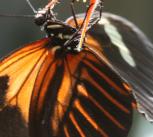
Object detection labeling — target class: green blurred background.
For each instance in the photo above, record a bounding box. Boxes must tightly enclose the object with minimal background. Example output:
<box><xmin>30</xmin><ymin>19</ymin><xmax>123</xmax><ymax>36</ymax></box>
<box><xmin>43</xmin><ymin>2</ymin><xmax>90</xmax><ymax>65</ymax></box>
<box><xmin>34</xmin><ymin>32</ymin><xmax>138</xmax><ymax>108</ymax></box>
<box><xmin>0</xmin><ymin>0</ymin><xmax>153</xmax><ymax>137</ymax></box>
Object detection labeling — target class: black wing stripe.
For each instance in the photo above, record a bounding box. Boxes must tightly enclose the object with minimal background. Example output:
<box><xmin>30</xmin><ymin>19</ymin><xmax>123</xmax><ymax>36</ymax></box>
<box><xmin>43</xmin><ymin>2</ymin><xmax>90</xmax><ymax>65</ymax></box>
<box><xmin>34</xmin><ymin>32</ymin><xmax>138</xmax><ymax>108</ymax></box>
<box><xmin>82</xmin><ymin>59</ymin><xmax>129</xmax><ymax>95</ymax></box>
<box><xmin>77</xmin><ymin>84</ymin><xmax>125</xmax><ymax>130</ymax></box>
<box><xmin>81</xmin><ymin>67</ymin><xmax>129</xmax><ymax>114</ymax></box>
<box><xmin>83</xmin><ymin>59</ymin><xmax>132</xmax><ymax>109</ymax></box>
<box><xmin>85</xmin><ymin>64</ymin><xmax>131</xmax><ymax>106</ymax></box>
<box><xmin>66</xmin><ymin>113</ymin><xmax>82</xmax><ymax>137</ymax></box>
<box><xmin>78</xmin><ymin>94</ymin><xmax>130</xmax><ymax>137</ymax></box>
<box><xmin>72</xmin><ymin>51</ymin><xmax>133</xmax><ymax>137</ymax></box>
<box><xmin>29</xmin><ymin>55</ymin><xmax>65</xmax><ymax>137</ymax></box>
<box><xmin>82</xmin><ymin>79</ymin><xmax>132</xmax><ymax>130</ymax></box>
<box><xmin>74</xmin><ymin>99</ymin><xmax>109</xmax><ymax>137</ymax></box>
<box><xmin>86</xmin><ymin>57</ymin><xmax>129</xmax><ymax>93</ymax></box>
<box><xmin>69</xmin><ymin>112</ymin><xmax>86</xmax><ymax>137</ymax></box>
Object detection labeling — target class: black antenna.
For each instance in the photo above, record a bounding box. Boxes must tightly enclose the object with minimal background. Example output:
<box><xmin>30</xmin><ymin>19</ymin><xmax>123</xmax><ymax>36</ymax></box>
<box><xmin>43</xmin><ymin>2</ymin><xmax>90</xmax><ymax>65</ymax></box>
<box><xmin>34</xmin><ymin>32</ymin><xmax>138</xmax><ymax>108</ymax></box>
<box><xmin>70</xmin><ymin>0</ymin><xmax>79</xmax><ymax>29</ymax></box>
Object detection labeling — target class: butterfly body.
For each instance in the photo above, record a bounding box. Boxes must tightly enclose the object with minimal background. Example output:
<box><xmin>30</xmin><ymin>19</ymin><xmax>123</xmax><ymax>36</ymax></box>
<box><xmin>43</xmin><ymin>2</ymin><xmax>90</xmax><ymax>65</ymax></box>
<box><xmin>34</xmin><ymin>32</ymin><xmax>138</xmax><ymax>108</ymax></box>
<box><xmin>45</xmin><ymin>20</ymin><xmax>79</xmax><ymax>50</ymax></box>
<box><xmin>1</xmin><ymin>0</ymin><xmax>149</xmax><ymax>137</ymax></box>
<box><xmin>35</xmin><ymin>9</ymin><xmax>81</xmax><ymax>53</ymax></box>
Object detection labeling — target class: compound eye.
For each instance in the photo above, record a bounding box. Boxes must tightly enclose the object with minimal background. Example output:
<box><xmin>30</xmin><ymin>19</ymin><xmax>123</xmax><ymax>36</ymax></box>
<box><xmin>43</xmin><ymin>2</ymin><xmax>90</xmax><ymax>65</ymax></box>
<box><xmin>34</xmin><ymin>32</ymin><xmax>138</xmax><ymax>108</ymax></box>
<box><xmin>34</xmin><ymin>14</ymin><xmax>46</xmax><ymax>26</ymax></box>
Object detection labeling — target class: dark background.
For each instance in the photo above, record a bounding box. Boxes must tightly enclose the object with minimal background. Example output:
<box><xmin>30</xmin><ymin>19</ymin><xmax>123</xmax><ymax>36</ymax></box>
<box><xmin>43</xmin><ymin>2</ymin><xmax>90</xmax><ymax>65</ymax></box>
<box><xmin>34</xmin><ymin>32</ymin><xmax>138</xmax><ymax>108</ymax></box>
<box><xmin>0</xmin><ymin>0</ymin><xmax>153</xmax><ymax>137</ymax></box>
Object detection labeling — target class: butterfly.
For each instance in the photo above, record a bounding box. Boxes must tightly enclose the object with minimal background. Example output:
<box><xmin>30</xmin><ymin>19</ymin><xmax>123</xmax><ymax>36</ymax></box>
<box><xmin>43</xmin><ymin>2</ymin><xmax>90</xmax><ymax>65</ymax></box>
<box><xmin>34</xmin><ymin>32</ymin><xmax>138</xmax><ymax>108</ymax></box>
<box><xmin>0</xmin><ymin>0</ymin><xmax>152</xmax><ymax>137</ymax></box>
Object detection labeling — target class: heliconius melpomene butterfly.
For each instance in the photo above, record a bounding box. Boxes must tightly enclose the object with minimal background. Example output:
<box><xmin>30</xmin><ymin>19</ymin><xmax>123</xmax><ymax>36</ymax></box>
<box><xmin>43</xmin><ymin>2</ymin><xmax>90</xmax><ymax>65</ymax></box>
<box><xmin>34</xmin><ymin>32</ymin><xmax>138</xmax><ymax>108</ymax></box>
<box><xmin>0</xmin><ymin>0</ymin><xmax>152</xmax><ymax>137</ymax></box>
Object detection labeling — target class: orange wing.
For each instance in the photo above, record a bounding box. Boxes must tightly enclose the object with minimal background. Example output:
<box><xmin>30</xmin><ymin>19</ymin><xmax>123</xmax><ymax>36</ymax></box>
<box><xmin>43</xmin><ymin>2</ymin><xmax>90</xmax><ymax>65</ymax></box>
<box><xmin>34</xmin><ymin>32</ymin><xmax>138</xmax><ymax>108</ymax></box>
<box><xmin>0</xmin><ymin>38</ymin><xmax>50</xmax><ymax>124</ymax></box>
<box><xmin>29</xmin><ymin>43</ymin><xmax>134</xmax><ymax>137</ymax></box>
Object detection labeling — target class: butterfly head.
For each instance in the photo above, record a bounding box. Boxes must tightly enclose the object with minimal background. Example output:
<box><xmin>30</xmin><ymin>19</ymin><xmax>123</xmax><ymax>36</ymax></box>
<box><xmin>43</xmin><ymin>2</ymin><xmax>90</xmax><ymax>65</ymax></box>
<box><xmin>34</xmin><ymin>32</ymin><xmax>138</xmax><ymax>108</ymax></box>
<box><xmin>34</xmin><ymin>8</ymin><xmax>56</xmax><ymax>26</ymax></box>
<box><xmin>34</xmin><ymin>8</ymin><xmax>81</xmax><ymax>53</ymax></box>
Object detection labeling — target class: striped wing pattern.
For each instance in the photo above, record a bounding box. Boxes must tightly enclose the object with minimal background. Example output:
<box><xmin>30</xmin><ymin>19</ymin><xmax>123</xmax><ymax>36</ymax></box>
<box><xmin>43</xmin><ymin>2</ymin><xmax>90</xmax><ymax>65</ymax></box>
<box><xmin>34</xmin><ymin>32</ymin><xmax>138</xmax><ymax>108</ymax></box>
<box><xmin>29</xmin><ymin>44</ymin><xmax>134</xmax><ymax>137</ymax></box>
<box><xmin>87</xmin><ymin>12</ymin><xmax>153</xmax><ymax>121</ymax></box>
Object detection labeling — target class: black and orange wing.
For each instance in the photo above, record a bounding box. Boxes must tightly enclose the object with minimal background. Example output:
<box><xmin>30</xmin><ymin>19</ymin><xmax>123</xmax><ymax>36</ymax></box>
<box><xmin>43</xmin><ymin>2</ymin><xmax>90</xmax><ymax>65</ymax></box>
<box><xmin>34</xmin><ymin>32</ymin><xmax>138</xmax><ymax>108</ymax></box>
<box><xmin>29</xmin><ymin>43</ymin><xmax>134</xmax><ymax>137</ymax></box>
<box><xmin>0</xmin><ymin>38</ymin><xmax>51</xmax><ymax>124</ymax></box>
<box><xmin>67</xmin><ymin>12</ymin><xmax>153</xmax><ymax>122</ymax></box>
<box><xmin>87</xmin><ymin>12</ymin><xmax>153</xmax><ymax>121</ymax></box>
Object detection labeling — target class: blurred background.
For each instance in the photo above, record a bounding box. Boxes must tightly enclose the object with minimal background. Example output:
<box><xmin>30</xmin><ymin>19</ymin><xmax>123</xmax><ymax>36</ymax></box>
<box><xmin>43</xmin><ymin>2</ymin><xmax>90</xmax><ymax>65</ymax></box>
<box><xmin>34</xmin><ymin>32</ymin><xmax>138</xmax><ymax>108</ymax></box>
<box><xmin>0</xmin><ymin>0</ymin><xmax>153</xmax><ymax>137</ymax></box>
